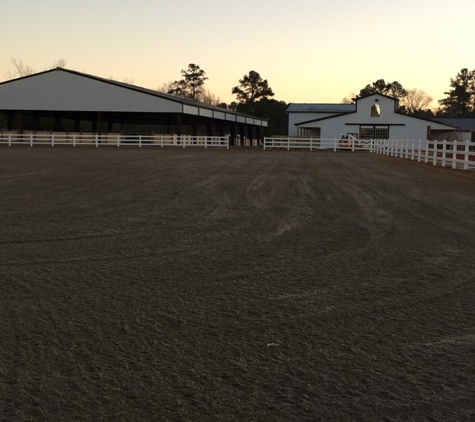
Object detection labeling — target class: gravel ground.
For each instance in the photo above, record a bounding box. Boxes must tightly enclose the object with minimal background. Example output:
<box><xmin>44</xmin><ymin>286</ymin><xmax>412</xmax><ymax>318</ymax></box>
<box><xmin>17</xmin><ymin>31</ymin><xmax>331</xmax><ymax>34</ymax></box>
<box><xmin>1</xmin><ymin>147</ymin><xmax>475</xmax><ymax>421</ymax></box>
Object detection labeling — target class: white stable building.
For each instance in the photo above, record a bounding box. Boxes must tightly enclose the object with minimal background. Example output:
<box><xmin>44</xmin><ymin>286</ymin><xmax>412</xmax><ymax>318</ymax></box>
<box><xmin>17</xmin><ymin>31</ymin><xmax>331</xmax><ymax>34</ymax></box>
<box><xmin>287</xmin><ymin>93</ymin><xmax>456</xmax><ymax>148</ymax></box>
<box><xmin>0</xmin><ymin>68</ymin><xmax>267</xmax><ymax>146</ymax></box>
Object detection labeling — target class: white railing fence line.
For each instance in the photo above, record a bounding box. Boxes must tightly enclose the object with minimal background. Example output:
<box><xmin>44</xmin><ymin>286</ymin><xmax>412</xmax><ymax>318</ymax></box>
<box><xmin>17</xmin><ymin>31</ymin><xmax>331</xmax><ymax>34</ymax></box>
<box><xmin>0</xmin><ymin>133</ymin><xmax>230</xmax><ymax>149</ymax></box>
<box><xmin>372</xmin><ymin>139</ymin><xmax>475</xmax><ymax>171</ymax></box>
<box><xmin>262</xmin><ymin>137</ymin><xmax>321</xmax><ymax>151</ymax></box>
<box><xmin>263</xmin><ymin>137</ymin><xmax>475</xmax><ymax>171</ymax></box>
<box><xmin>263</xmin><ymin>137</ymin><xmax>372</xmax><ymax>152</ymax></box>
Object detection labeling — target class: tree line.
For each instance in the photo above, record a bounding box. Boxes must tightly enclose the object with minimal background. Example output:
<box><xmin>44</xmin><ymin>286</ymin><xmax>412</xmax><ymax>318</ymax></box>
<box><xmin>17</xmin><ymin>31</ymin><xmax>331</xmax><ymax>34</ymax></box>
<box><xmin>161</xmin><ymin>64</ymin><xmax>287</xmax><ymax>136</ymax></box>
<box><xmin>4</xmin><ymin>58</ymin><xmax>475</xmax><ymax>136</ymax></box>
<box><xmin>162</xmin><ymin>64</ymin><xmax>475</xmax><ymax>134</ymax></box>
<box><xmin>343</xmin><ymin>69</ymin><xmax>475</xmax><ymax>118</ymax></box>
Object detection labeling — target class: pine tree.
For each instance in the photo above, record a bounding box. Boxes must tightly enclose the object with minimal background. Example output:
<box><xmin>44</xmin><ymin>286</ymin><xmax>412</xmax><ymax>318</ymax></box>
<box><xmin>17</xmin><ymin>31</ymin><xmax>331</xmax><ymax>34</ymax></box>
<box><xmin>438</xmin><ymin>68</ymin><xmax>475</xmax><ymax>117</ymax></box>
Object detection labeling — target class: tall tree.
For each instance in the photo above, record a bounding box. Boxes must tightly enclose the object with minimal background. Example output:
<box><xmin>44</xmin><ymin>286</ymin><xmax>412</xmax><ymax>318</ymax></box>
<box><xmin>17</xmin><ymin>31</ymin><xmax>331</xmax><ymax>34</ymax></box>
<box><xmin>358</xmin><ymin>79</ymin><xmax>407</xmax><ymax>99</ymax></box>
<box><xmin>232</xmin><ymin>71</ymin><xmax>274</xmax><ymax>108</ymax></box>
<box><xmin>167</xmin><ymin>63</ymin><xmax>208</xmax><ymax>101</ymax></box>
<box><xmin>438</xmin><ymin>68</ymin><xmax>475</xmax><ymax>117</ymax></box>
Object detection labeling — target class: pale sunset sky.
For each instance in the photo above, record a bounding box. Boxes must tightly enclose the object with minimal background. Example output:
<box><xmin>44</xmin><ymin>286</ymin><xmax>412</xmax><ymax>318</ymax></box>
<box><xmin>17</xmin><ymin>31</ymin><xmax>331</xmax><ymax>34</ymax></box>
<box><xmin>2</xmin><ymin>0</ymin><xmax>474</xmax><ymax>108</ymax></box>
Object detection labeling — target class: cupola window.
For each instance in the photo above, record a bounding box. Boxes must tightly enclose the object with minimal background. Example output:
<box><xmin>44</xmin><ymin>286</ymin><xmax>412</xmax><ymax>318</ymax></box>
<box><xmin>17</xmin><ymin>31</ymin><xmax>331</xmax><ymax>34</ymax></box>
<box><xmin>371</xmin><ymin>102</ymin><xmax>380</xmax><ymax>117</ymax></box>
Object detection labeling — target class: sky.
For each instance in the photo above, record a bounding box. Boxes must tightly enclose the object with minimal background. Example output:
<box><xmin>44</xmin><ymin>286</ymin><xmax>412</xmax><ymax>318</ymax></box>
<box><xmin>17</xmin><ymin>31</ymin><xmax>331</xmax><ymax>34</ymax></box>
<box><xmin>2</xmin><ymin>0</ymin><xmax>475</xmax><ymax>108</ymax></box>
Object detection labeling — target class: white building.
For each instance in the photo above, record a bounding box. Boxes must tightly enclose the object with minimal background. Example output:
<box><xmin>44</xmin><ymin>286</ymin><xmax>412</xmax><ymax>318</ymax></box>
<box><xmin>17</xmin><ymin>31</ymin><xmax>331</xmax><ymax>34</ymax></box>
<box><xmin>287</xmin><ymin>93</ymin><xmax>456</xmax><ymax>148</ymax></box>
<box><xmin>0</xmin><ymin>68</ymin><xmax>267</xmax><ymax>146</ymax></box>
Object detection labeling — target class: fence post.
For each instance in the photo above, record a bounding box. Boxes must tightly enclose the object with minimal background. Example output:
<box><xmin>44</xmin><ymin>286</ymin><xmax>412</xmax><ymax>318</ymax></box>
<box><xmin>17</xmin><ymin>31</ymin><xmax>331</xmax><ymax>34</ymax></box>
<box><xmin>418</xmin><ymin>140</ymin><xmax>422</xmax><ymax>162</ymax></box>
<box><xmin>73</xmin><ymin>134</ymin><xmax>76</xmax><ymax>147</ymax></box>
<box><xmin>30</xmin><ymin>134</ymin><xmax>33</xmax><ymax>147</ymax></box>
<box><xmin>310</xmin><ymin>137</ymin><xmax>312</xmax><ymax>151</ymax></box>
<box><xmin>227</xmin><ymin>135</ymin><xmax>229</xmax><ymax>150</ymax></box>
<box><xmin>424</xmin><ymin>140</ymin><xmax>429</xmax><ymax>163</ymax></box>
<box><xmin>287</xmin><ymin>137</ymin><xmax>290</xmax><ymax>151</ymax></box>
<box><xmin>263</xmin><ymin>137</ymin><xmax>266</xmax><ymax>150</ymax></box>
<box><xmin>464</xmin><ymin>141</ymin><xmax>469</xmax><ymax>170</ymax></box>
<box><xmin>161</xmin><ymin>135</ymin><xmax>164</xmax><ymax>148</ymax></box>
<box><xmin>139</xmin><ymin>135</ymin><xmax>142</xmax><ymax>148</ymax></box>
<box><xmin>442</xmin><ymin>140</ymin><xmax>447</xmax><ymax>167</ymax></box>
<box><xmin>334</xmin><ymin>139</ymin><xmax>337</xmax><ymax>152</ymax></box>
<box><xmin>117</xmin><ymin>135</ymin><xmax>120</xmax><ymax>147</ymax></box>
<box><xmin>351</xmin><ymin>138</ymin><xmax>355</xmax><ymax>152</ymax></box>
<box><xmin>432</xmin><ymin>140</ymin><xmax>438</xmax><ymax>165</ymax></box>
<box><xmin>411</xmin><ymin>140</ymin><xmax>415</xmax><ymax>160</ymax></box>
<box><xmin>51</xmin><ymin>134</ymin><xmax>54</xmax><ymax>147</ymax></box>
<box><xmin>95</xmin><ymin>134</ymin><xmax>98</xmax><ymax>148</ymax></box>
<box><xmin>452</xmin><ymin>140</ymin><xmax>457</xmax><ymax>169</ymax></box>
<box><xmin>183</xmin><ymin>136</ymin><xmax>186</xmax><ymax>149</ymax></box>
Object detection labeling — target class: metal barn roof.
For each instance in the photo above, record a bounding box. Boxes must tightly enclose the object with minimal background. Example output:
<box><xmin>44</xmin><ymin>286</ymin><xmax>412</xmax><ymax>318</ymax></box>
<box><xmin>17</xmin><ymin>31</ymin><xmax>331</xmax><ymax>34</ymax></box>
<box><xmin>432</xmin><ymin>118</ymin><xmax>475</xmax><ymax>131</ymax></box>
<box><xmin>0</xmin><ymin>68</ymin><xmax>267</xmax><ymax>127</ymax></box>
<box><xmin>287</xmin><ymin>103</ymin><xmax>356</xmax><ymax>113</ymax></box>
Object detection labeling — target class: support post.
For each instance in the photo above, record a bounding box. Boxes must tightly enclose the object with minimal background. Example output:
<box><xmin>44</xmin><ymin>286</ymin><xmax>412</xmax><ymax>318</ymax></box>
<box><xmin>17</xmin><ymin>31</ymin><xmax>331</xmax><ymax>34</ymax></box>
<box><xmin>452</xmin><ymin>140</ymin><xmax>457</xmax><ymax>169</ymax></box>
<box><xmin>464</xmin><ymin>141</ymin><xmax>469</xmax><ymax>170</ymax></box>
<box><xmin>442</xmin><ymin>140</ymin><xmax>447</xmax><ymax>166</ymax></box>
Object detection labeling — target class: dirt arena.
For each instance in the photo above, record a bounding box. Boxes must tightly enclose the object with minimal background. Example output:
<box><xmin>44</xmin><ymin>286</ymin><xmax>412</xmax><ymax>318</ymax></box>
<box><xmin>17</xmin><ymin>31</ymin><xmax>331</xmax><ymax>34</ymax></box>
<box><xmin>1</xmin><ymin>147</ymin><xmax>474</xmax><ymax>421</ymax></box>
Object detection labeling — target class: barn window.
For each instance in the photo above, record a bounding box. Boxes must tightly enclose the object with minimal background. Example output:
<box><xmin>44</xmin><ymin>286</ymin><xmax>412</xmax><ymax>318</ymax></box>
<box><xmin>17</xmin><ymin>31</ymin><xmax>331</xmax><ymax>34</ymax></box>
<box><xmin>371</xmin><ymin>102</ymin><xmax>380</xmax><ymax>117</ymax></box>
<box><xmin>374</xmin><ymin>126</ymin><xmax>389</xmax><ymax>139</ymax></box>
<box><xmin>360</xmin><ymin>125</ymin><xmax>389</xmax><ymax>139</ymax></box>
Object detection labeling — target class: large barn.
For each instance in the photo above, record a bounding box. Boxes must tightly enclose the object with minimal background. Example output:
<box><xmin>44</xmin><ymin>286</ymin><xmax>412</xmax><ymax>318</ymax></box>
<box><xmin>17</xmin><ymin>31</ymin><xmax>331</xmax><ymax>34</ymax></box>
<box><xmin>0</xmin><ymin>68</ymin><xmax>268</xmax><ymax>146</ymax></box>
<box><xmin>287</xmin><ymin>93</ymin><xmax>457</xmax><ymax>148</ymax></box>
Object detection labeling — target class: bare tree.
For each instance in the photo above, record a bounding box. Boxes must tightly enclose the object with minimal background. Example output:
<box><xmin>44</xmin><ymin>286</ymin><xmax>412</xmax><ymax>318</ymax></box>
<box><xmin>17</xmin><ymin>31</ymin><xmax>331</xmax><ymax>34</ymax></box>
<box><xmin>50</xmin><ymin>58</ymin><xmax>67</xmax><ymax>69</ymax></box>
<box><xmin>156</xmin><ymin>81</ymin><xmax>174</xmax><ymax>93</ymax></box>
<box><xmin>341</xmin><ymin>91</ymin><xmax>356</xmax><ymax>104</ymax></box>
<box><xmin>122</xmin><ymin>77</ymin><xmax>135</xmax><ymax>85</ymax></box>
<box><xmin>401</xmin><ymin>88</ymin><xmax>433</xmax><ymax>114</ymax></box>
<box><xmin>5</xmin><ymin>58</ymin><xmax>36</xmax><ymax>79</ymax></box>
<box><xmin>200</xmin><ymin>89</ymin><xmax>222</xmax><ymax>106</ymax></box>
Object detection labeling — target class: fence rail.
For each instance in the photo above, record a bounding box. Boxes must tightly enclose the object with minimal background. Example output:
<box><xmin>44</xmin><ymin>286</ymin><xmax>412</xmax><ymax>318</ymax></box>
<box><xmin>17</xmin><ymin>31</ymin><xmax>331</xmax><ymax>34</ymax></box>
<box><xmin>371</xmin><ymin>139</ymin><xmax>475</xmax><ymax>171</ymax></box>
<box><xmin>263</xmin><ymin>137</ymin><xmax>475</xmax><ymax>171</ymax></box>
<box><xmin>0</xmin><ymin>133</ymin><xmax>229</xmax><ymax>149</ymax></box>
<box><xmin>263</xmin><ymin>137</ymin><xmax>372</xmax><ymax>151</ymax></box>
<box><xmin>263</xmin><ymin>137</ymin><xmax>322</xmax><ymax>150</ymax></box>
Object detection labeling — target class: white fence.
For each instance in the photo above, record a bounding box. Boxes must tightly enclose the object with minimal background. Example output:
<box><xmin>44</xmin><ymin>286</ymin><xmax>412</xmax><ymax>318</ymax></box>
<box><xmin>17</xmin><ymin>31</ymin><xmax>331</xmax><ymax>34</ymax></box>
<box><xmin>263</xmin><ymin>137</ymin><xmax>322</xmax><ymax>150</ymax></box>
<box><xmin>371</xmin><ymin>139</ymin><xmax>475</xmax><ymax>171</ymax></box>
<box><xmin>263</xmin><ymin>137</ymin><xmax>372</xmax><ymax>151</ymax></box>
<box><xmin>263</xmin><ymin>137</ymin><xmax>475</xmax><ymax>171</ymax></box>
<box><xmin>0</xmin><ymin>133</ymin><xmax>229</xmax><ymax>149</ymax></box>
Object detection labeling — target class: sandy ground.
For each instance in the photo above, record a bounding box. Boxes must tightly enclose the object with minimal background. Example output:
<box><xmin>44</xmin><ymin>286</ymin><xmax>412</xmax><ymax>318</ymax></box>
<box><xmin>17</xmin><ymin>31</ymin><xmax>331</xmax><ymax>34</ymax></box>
<box><xmin>1</xmin><ymin>147</ymin><xmax>475</xmax><ymax>421</ymax></box>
